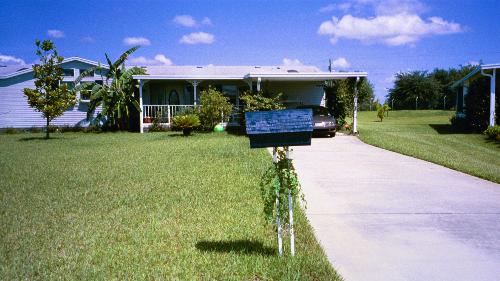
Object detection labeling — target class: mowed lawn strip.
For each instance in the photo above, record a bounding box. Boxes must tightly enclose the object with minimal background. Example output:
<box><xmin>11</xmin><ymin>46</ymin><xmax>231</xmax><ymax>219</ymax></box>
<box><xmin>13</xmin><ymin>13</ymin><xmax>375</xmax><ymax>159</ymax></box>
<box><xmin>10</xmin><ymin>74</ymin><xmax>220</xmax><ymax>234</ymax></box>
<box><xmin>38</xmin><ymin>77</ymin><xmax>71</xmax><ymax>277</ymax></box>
<box><xmin>356</xmin><ymin>110</ymin><xmax>500</xmax><ymax>183</ymax></box>
<box><xmin>0</xmin><ymin>132</ymin><xmax>340</xmax><ymax>280</ymax></box>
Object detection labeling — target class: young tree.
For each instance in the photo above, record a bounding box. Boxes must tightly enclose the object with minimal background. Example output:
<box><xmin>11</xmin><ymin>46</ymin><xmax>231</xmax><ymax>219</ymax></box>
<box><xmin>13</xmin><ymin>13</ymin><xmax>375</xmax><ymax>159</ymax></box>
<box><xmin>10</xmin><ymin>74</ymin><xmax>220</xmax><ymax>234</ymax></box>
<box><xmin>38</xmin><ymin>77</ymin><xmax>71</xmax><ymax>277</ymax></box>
<box><xmin>23</xmin><ymin>40</ymin><xmax>76</xmax><ymax>138</ymax></box>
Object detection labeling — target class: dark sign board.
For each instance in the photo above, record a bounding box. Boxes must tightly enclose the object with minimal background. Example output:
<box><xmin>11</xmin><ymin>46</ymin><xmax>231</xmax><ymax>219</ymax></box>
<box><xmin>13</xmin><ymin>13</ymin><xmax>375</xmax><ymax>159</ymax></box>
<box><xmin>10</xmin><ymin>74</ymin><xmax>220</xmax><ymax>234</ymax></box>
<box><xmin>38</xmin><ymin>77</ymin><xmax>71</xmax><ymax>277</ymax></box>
<box><xmin>245</xmin><ymin>109</ymin><xmax>313</xmax><ymax>148</ymax></box>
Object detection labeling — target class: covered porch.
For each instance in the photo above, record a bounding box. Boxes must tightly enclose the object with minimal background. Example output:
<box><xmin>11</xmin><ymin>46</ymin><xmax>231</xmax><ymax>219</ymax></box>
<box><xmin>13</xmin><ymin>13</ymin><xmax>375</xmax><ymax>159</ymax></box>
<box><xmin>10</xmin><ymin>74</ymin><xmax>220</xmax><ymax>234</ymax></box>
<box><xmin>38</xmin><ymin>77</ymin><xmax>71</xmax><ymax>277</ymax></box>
<box><xmin>133</xmin><ymin>69</ymin><xmax>368</xmax><ymax>133</ymax></box>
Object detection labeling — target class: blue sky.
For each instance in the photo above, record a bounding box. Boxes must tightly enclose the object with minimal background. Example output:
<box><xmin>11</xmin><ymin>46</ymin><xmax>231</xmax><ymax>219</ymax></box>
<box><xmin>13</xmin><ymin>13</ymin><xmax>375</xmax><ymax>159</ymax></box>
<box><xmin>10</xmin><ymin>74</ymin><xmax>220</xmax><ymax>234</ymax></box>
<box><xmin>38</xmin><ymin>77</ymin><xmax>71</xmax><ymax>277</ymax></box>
<box><xmin>1</xmin><ymin>0</ymin><xmax>499</xmax><ymax>101</ymax></box>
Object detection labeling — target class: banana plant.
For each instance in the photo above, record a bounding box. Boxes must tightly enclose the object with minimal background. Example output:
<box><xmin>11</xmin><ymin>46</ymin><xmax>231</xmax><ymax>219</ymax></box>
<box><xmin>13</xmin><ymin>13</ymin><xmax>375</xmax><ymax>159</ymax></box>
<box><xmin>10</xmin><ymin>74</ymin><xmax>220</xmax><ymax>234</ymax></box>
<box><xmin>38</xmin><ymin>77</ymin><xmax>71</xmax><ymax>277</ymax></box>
<box><xmin>74</xmin><ymin>46</ymin><xmax>146</xmax><ymax>130</ymax></box>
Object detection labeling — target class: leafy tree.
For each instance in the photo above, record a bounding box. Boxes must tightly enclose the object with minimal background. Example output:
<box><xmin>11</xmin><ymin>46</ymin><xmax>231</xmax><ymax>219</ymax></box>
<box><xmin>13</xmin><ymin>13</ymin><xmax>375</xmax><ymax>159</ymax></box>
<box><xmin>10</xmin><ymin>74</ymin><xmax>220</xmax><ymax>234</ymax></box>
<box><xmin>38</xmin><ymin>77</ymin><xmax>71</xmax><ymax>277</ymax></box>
<box><xmin>198</xmin><ymin>86</ymin><xmax>233</xmax><ymax>131</ymax></box>
<box><xmin>75</xmin><ymin>46</ymin><xmax>146</xmax><ymax>130</ymax></box>
<box><xmin>325</xmin><ymin>78</ymin><xmax>373</xmax><ymax>126</ymax></box>
<box><xmin>23</xmin><ymin>40</ymin><xmax>76</xmax><ymax>139</ymax></box>
<box><xmin>387</xmin><ymin>71</ymin><xmax>441</xmax><ymax>110</ymax></box>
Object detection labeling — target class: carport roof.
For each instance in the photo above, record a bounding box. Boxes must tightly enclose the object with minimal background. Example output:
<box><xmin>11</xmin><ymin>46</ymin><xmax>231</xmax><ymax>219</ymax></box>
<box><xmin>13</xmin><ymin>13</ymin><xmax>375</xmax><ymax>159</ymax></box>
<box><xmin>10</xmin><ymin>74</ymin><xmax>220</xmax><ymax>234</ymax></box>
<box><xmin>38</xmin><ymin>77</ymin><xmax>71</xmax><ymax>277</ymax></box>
<box><xmin>132</xmin><ymin>65</ymin><xmax>367</xmax><ymax>81</ymax></box>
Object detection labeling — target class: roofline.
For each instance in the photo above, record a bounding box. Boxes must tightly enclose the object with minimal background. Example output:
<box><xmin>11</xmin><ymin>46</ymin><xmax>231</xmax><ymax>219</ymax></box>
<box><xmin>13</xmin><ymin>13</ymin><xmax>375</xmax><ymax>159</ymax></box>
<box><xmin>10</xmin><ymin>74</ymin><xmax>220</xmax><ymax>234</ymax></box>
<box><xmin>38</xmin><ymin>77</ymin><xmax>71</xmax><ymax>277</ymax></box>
<box><xmin>0</xmin><ymin>57</ymin><xmax>108</xmax><ymax>80</ymax></box>
<box><xmin>451</xmin><ymin>63</ymin><xmax>500</xmax><ymax>89</ymax></box>
<box><xmin>133</xmin><ymin>72</ymin><xmax>368</xmax><ymax>81</ymax></box>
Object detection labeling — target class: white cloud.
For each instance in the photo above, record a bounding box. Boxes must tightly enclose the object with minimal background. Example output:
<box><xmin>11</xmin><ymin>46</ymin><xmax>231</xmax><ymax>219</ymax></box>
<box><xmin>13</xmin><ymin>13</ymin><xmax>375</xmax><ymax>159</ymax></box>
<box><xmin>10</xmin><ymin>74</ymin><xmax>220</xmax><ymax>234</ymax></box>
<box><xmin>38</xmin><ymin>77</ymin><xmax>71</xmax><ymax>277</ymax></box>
<box><xmin>153</xmin><ymin>54</ymin><xmax>173</xmax><ymax>65</ymax></box>
<box><xmin>282</xmin><ymin>58</ymin><xmax>303</xmax><ymax>66</ymax></box>
<box><xmin>201</xmin><ymin>17</ymin><xmax>212</xmax><ymax>26</ymax></box>
<box><xmin>47</xmin><ymin>29</ymin><xmax>64</xmax><ymax>38</ymax></box>
<box><xmin>123</xmin><ymin>37</ymin><xmax>151</xmax><ymax>46</ymax></box>
<box><xmin>331</xmin><ymin>57</ymin><xmax>350</xmax><ymax>68</ymax></box>
<box><xmin>0</xmin><ymin>54</ymin><xmax>26</xmax><ymax>65</ymax></box>
<box><xmin>173</xmin><ymin>15</ymin><xmax>197</xmax><ymax>27</ymax></box>
<box><xmin>179</xmin><ymin>32</ymin><xmax>215</xmax><ymax>44</ymax></box>
<box><xmin>129</xmin><ymin>54</ymin><xmax>173</xmax><ymax>66</ymax></box>
<box><xmin>173</xmin><ymin>15</ymin><xmax>213</xmax><ymax>27</ymax></box>
<box><xmin>80</xmin><ymin>36</ymin><xmax>95</xmax><ymax>43</ymax></box>
<box><xmin>318</xmin><ymin>13</ymin><xmax>463</xmax><ymax>46</ymax></box>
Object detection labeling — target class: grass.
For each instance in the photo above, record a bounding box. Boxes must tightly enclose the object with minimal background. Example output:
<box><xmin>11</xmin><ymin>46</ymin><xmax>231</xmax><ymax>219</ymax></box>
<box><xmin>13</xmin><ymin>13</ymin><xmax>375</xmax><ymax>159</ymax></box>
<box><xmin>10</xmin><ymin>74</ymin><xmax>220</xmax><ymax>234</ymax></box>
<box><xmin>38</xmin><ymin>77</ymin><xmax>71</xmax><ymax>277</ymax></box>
<box><xmin>0</xmin><ymin>132</ymin><xmax>340</xmax><ymax>280</ymax></box>
<box><xmin>356</xmin><ymin>110</ymin><xmax>500</xmax><ymax>183</ymax></box>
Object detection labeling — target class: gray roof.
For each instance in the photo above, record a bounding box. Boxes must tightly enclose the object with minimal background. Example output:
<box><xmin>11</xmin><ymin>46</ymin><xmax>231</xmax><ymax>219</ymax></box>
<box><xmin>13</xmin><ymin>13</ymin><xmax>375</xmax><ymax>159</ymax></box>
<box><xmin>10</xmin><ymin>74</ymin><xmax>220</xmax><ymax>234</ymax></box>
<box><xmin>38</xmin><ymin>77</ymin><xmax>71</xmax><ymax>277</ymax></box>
<box><xmin>139</xmin><ymin>65</ymin><xmax>321</xmax><ymax>76</ymax></box>
<box><xmin>0</xmin><ymin>65</ymin><xmax>31</xmax><ymax>76</ymax></box>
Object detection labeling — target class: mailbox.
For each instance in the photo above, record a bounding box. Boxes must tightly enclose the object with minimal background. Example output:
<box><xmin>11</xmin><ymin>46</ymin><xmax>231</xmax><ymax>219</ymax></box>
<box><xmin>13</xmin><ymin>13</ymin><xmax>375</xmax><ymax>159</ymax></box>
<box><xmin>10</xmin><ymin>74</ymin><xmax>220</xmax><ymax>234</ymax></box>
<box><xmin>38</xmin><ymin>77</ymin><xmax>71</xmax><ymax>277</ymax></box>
<box><xmin>245</xmin><ymin>109</ymin><xmax>313</xmax><ymax>148</ymax></box>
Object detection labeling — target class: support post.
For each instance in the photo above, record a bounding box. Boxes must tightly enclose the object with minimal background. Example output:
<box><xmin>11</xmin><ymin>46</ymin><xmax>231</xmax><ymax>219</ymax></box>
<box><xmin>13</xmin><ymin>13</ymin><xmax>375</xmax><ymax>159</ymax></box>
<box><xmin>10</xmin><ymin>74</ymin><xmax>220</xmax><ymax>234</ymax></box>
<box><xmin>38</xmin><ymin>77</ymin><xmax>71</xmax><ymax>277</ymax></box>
<box><xmin>191</xmin><ymin>80</ymin><xmax>199</xmax><ymax>105</ymax></box>
<box><xmin>481</xmin><ymin>69</ymin><xmax>496</xmax><ymax>126</ymax></box>
<box><xmin>257</xmin><ymin>77</ymin><xmax>262</xmax><ymax>92</ymax></box>
<box><xmin>491</xmin><ymin>70</ymin><xmax>496</xmax><ymax>126</ymax></box>
<box><xmin>273</xmin><ymin>147</ymin><xmax>283</xmax><ymax>257</ymax></box>
<box><xmin>285</xmin><ymin>147</ymin><xmax>295</xmax><ymax>256</ymax></box>
<box><xmin>139</xmin><ymin>79</ymin><xmax>143</xmax><ymax>133</ymax></box>
<box><xmin>353</xmin><ymin>77</ymin><xmax>359</xmax><ymax>134</ymax></box>
<box><xmin>463</xmin><ymin>81</ymin><xmax>469</xmax><ymax>112</ymax></box>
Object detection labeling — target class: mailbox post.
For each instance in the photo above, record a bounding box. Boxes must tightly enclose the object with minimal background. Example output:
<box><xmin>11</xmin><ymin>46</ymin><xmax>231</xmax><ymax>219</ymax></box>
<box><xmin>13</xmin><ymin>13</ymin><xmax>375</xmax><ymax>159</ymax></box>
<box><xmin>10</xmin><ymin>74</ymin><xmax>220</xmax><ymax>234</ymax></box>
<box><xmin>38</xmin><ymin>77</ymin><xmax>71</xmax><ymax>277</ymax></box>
<box><xmin>246</xmin><ymin>109</ymin><xmax>313</xmax><ymax>256</ymax></box>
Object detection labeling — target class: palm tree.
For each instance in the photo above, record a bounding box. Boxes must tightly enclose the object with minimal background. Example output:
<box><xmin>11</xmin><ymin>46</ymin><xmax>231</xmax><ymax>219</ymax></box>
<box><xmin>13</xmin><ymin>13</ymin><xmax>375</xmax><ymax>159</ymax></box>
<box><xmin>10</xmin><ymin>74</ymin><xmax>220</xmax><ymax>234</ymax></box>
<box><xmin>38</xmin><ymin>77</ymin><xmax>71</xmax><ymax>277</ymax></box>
<box><xmin>75</xmin><ymin>46</ymin><xmax>146</xmax><ymax>130</ymax></box>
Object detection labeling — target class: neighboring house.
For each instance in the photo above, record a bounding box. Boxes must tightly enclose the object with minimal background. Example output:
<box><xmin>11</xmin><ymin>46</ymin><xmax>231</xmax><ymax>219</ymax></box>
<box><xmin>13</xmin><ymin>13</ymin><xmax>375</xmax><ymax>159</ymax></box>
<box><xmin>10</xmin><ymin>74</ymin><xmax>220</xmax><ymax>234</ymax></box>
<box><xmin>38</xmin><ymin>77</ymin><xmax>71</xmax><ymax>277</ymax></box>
<box><xmin>0</xmin><ymin>57</ymin><xmax>367</xmax><ymax>131</ymax></box>
<box><xmin>132</xmin><ymin>65</ymin><xmax>367</xmax><ymax>133</ymax></box>
<box><xmin>0</xmin><ymin>57</ymin><xmax>107</xmax><ymax>128</ymax></box>
<box><xmin>451</xmin><ymin>63</ymin><xmax>498</xmax><ymax>126</ymax></box>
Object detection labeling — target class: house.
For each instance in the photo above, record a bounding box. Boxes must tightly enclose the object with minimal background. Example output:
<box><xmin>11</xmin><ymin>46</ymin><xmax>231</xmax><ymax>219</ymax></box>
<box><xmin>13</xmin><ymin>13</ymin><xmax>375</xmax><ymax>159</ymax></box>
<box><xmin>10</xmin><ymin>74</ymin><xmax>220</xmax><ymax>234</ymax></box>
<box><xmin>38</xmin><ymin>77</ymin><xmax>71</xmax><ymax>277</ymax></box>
<box><xmin>0</xmin><ymin>57</ymin><xmax>107</xmax><ymax>128</ymax></box>
<box><xmin>0</xmin><ymin>57</ymin><xmax>368</xmax><ymax>131</ymax></box>
<box><xmin>451</xmin><ymin>63</ymin><xmax>498</xmax><ymax>126</ymax></box>
<box><xmin>132</xmin><ymin>65</ymin><xmax>367</xmax><ymax>133</ymax></box>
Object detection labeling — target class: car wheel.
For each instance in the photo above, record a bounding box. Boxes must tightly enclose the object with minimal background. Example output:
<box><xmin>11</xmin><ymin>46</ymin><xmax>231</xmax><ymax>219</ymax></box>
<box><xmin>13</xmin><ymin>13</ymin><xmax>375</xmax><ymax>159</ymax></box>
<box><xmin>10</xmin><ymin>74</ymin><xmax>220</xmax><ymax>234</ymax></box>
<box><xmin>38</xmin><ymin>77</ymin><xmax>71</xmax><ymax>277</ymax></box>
<box><xmin>329</xmin><ymin>132</ymin><xmax>336</xmax><ymax>138</ymax></box>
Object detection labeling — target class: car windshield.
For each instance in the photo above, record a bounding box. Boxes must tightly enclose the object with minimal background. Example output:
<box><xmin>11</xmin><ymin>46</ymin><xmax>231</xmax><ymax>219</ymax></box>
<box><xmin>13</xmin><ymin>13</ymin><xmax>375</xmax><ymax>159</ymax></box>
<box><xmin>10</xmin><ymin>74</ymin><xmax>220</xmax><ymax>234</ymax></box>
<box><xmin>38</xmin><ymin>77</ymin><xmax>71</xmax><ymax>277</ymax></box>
<box><xmin>312</xmin><ymin>107</ymin><xmax>329</xmax><ymax>116</ymax></box>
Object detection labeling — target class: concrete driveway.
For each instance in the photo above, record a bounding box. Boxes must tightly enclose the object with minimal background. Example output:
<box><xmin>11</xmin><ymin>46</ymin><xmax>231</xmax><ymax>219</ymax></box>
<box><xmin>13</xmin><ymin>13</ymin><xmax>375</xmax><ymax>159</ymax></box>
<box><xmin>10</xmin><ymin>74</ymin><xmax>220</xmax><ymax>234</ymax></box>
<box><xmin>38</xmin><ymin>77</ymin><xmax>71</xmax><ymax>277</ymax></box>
<box><xmin>292</xmin><ymin>136</ymin><xmax>500</xmax><ymax>281</ymax></box>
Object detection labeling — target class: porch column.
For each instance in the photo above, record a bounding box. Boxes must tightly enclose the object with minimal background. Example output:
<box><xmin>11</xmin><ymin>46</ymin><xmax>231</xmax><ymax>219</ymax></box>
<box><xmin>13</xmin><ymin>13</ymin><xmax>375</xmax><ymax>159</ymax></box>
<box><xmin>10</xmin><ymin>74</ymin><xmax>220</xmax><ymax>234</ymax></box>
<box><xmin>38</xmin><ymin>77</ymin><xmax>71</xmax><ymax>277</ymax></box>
<box><xmin>491</xmin><ymin>69</ymin><xmax>496</xmax><ymax>126</ymax></box>
<box><xmin>463</xmin><ymin>81</ymin><xmax>469</xmax><ymax>112</ymax></box>
<box><xmin>482</xmin><ymin>69</ymin><xmax>497</xmax><ymax>126</ymax></box>
<box><xmin>353</xmin><ymin>77</ymin><xmax>359</xmax><ymax>134</ymax></box>
<box><xmin>190</xmin><ymin>80</ymin><xmax>199</xmax><ymax>105</ymax></box>
<box><xmin>139</xmin><ymin>79</ymin><xmax>144</xmax><ymax>133</ymax></box>
<box><xmin>257</xmin><ymin>77</ymin><xmax>261</xmax><ymax>92</ymax></box>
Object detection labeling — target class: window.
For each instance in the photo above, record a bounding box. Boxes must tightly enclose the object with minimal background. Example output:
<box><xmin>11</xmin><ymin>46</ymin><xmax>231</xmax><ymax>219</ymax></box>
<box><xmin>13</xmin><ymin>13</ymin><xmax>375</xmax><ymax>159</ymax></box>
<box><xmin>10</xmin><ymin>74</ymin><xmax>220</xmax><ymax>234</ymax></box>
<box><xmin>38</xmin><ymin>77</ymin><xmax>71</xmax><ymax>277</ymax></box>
<box><xmin>79</xmin><ymin>82</ymin><xmax>94</xmax><ymax>101</ymax></box>
<box><xmin>79</xmin><ymin>69</ymin><xmax>94</xmax><ymax>77</ymax></box>
<box><xmin>63</xmin><ymin>69</ymin><xmax>74</xmax><ymax>76</ymax></box>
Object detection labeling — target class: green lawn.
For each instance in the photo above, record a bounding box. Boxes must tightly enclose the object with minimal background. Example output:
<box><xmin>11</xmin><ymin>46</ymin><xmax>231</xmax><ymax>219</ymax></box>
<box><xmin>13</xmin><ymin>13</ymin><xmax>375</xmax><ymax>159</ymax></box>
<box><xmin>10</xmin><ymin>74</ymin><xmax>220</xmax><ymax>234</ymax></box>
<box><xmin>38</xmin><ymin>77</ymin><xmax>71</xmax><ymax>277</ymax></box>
<box><xmin>0</xmin><ymin>132</ymin><xmax>340</xmax><ymax>280</ymax></box>
<box><xmin>356</xmin><ymin>110</ymin><xmax>500</xmax><ymax>183</ymax></box>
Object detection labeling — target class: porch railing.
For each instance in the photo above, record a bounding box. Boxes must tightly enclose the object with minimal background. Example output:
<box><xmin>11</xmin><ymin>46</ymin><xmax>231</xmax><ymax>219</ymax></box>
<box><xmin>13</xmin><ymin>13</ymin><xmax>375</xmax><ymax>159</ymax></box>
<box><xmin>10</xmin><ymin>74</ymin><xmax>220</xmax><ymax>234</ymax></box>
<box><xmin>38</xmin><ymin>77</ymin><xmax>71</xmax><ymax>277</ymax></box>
<box><xmin>142</xmin><ymin>105</ymin><xmax>197</xmax><ymax>125</ymax></box>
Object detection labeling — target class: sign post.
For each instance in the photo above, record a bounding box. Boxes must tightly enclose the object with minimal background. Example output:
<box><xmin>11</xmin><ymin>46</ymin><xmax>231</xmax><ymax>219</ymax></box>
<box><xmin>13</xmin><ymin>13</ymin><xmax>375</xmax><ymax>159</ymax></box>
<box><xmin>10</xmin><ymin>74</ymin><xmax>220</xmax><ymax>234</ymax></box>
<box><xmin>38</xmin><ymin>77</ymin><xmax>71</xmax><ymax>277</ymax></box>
<box><xmin>246</xmin><ymin>109</ymin><xmax>313</xmax><ymax>256</ymax></box>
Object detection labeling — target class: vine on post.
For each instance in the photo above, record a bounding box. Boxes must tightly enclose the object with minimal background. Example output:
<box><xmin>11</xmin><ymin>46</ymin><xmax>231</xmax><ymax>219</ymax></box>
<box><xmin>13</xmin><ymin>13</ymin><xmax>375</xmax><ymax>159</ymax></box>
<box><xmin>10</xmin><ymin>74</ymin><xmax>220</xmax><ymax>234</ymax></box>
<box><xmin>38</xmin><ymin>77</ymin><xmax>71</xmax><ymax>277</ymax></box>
<box><xmin>260</xmin><ymin>147</ymin><xmax>305</xmax><ymax>256</ymax></box>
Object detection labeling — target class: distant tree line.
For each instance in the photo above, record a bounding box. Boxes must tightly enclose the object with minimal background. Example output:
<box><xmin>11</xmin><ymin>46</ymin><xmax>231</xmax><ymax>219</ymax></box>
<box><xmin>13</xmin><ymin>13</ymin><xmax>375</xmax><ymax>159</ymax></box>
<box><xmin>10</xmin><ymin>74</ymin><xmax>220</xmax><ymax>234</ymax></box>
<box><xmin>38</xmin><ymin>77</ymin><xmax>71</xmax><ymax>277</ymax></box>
<box><xmin>386</xmin><ymin>65</ymin><xmax>477</xmax><ymax>110</ymax></box>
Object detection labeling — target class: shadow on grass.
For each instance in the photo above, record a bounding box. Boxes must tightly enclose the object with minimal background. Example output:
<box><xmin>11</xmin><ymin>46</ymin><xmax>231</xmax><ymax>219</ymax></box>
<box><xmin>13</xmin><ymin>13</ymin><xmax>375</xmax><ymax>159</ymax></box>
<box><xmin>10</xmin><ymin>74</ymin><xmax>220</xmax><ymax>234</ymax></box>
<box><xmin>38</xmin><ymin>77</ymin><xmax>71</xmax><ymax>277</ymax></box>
<box><xmin>484</xmin><ymin>138</ymin><xmax>500</xmax><ymax>148</ymax></box>
<box><xmin>195</xmin><ymin>240</ymin><xmax>275</xmax><ymax>256</ymax></box>
<box><xmin>428</xmin><ymin>124</ymin><xmax>472</xmax><ymax>134</ymax></box>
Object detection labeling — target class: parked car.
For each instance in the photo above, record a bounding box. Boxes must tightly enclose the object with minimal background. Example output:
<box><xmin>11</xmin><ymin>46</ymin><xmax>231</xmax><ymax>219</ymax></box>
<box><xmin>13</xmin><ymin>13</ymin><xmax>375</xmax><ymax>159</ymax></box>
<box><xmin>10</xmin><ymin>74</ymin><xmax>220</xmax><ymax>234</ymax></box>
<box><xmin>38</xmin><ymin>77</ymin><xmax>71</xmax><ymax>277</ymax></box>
<box><xmin>296</xmin><ymin>105</ymin><xmax>336</xmax><ymax>137</ymax></box>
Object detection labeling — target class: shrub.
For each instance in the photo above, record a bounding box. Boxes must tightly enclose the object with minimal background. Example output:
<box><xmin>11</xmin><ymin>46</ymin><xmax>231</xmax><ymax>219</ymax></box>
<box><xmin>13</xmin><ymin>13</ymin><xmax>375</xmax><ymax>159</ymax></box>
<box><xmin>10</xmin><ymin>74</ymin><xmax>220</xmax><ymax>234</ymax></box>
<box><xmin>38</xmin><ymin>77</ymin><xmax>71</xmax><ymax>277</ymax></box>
<box><xmin>171</xmin><ymin>114</ymin><xmax>200</xmax><ymax>136</ymax></box>
<box><xmin>450</xmin><ymin>113</ymin><xmax>469</xmax><ymax>130</ymax></box>
<box><xmin>484</xmin><ymin>126</ymin><xmax>500</xmax><ymax>141</ymax></box>
<box><xmin>240</xmin><ymin>91</ymin><xmax>283</xmax><ymax>112</ymax></box>
<box><xmin>30</xmin><ymin>126</ymin><xmax>42</xmax><ymax>133</ymax></box>
<box><xmin>376</xmin><ymin>105</ymin><xmax>386</xmax><ymax>121</ymax></box>
<box><xmin>3</xmin><ymin>127</ymin><xmax>22</xmax><ymax>134</ymax></box>
<box><xmin>149</xmin><ymin>116</ymin><xmax>167</xmax><ymax>132</ymax></box>
<box><xmin>198</xmin><ymin>87</ymin><xmax>233</xmax><ymax>131</ymax></box>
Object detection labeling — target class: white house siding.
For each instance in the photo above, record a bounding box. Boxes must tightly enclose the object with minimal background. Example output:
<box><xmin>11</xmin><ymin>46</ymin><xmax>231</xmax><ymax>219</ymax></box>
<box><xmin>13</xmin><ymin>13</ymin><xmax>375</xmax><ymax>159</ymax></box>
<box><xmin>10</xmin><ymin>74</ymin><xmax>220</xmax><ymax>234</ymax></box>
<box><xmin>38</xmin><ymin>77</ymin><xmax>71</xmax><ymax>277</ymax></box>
<box><xmin>0</xmin><ymin>78</ymin><xmax>95</xmax><ymax>128</ymax></box>
<box><xmin>266</xmin><ymin>81</ymin><xmax>325</xmax><ymax>107</ymax></box>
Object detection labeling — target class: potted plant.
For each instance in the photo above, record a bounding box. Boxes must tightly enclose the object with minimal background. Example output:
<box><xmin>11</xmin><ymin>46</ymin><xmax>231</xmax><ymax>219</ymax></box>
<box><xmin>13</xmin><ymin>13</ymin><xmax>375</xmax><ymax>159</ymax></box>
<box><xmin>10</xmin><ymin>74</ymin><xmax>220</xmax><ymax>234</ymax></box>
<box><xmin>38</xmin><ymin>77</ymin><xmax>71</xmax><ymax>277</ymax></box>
<box><xmin>171</xmin><ymin>114</ymin><xmax>200</xmax><ymax>136</ymax></box>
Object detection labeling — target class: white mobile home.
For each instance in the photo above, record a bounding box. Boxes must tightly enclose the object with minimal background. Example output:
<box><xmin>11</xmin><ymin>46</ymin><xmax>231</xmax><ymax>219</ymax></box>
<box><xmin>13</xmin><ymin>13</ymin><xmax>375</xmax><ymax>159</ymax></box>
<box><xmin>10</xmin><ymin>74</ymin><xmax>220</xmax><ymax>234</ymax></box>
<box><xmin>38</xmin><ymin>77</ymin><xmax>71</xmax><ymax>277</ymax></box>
<box><xmin>0</xmin><ymin>58</ymin><xmax>367</xmax><ymax>131</ymax></box>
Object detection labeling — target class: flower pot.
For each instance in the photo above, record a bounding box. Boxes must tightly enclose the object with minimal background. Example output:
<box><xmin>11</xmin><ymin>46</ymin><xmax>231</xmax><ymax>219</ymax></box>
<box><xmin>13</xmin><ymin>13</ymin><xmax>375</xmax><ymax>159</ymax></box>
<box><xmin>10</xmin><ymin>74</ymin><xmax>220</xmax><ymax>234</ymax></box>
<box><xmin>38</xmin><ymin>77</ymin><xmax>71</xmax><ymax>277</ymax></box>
<box><xmin>182</xmin><ymin>128</ymin><xmax>192</xmax><ymax>136</ymax></box>
<box><xmin>143</xmin><ymin>117</ymin><xmax>152</xmax><ymax>123</ymax></box>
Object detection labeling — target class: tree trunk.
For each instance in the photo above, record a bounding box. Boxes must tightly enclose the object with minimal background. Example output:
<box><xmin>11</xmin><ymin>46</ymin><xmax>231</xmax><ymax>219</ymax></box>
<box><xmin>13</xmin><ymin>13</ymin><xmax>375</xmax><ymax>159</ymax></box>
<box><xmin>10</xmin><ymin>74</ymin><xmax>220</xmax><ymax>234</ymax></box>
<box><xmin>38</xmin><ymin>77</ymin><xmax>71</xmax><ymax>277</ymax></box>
<box><xmin>46</xmin><ymin>117</ymin><xmax>50</xmax><ymax>139</ymax></box>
